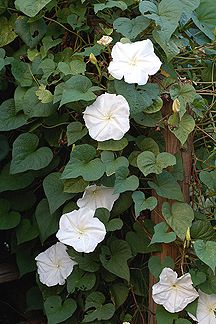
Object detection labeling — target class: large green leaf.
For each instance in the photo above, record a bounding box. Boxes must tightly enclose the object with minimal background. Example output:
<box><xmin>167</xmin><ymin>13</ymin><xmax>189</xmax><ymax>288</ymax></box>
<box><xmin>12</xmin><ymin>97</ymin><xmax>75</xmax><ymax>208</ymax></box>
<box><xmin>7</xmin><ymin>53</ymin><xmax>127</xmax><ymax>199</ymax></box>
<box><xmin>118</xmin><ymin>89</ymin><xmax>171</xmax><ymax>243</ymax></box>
<box><xmin>0</xmin><ymin>16</ymin><xmax>17</xmax><ymax>47</ymax></box>
<box><xmin>10</xmin><ymin>133</ymin><xmax>53</xmax><ymax>174</ymax></box>
<box><xmin>170</xmin><ymin>83</ymin><xmax>196</xmax><ymax>117</ymax></box>
<box><xmin>15</xmin><ymin>16</ymin><xmax>47</xmax><ymax>48</ymax></box>
<box><xmin>16</xmin><ymin>219</ymin><xmax>39</xmax><ymax>244</ymax></box>
<box><xmin>168</xmin><ymin>113</ymin><xmax>195</xmax><ymax>145</ymax></box>
<box><xmin>114</xmin><ymin>80</ymin><xmax>160</xmax><ymax>116</ymax></box>
<box><xmin>132</xmin><ymin>191</ymin><xmax>157</xmax><ymax>217</ymax></box>
<box><xmin>44</xmin><ymin>296</ymin><xmax>77</xmax><ymax>324</ymax></box>
<box><xmin>199</xmin><ymin>170</ymin><xmax>216</xmax><ymax>191</ymax></box>
<box><xmin>63</xmin><ymin>177</ymin><xmax>89</xmax><ymax>193</ymax></box>
<box><xmin>113</xmin><ymin>16</ymin><xmax>150</xmax><ymax>39</ymax></box>
<box><xmin>67</xmin><ymin>268</ymin><xmax>96</xmax><ymax>293</ymax></box>
<box><xmin>101</xmin><ymin>151</ymin><xmax>129</xmax><ymax>176</ymax></box>
<box><xmin>0</xmin><ymin>164</ymin><xmax>34</xmax><ymax>193</ymax></box>
<box><xmin>162</xmin><ymin>201</ymin><xmax>194</xmax><ymax>240</ymax></box>
<box><xmin>54</xmin><ymin>75</ymin><xmax>100</xmax><ymax>106</ymax></box>
<box><xmin>148</xmin><ymin>255</ymin><xmax>174</xmax><ymax>278</ymax></box>
<box><xmin>62</xmin><ymin>144</ymin><xmax>105</xmax><ymax>181</ymax></box>
<box><xmin>192</xmin><ymin>0</ymin><xmax>216</xmax><ymax>40</ymax></box>
<box><xmin>100</xmin><ymin>239</ymin><xmax>132</xmax><ymax>281</ymax></box>
<box><xmin>0</xmin><ymin>99</ymin><xmax>27</xmax><ymax>131</ymax></box>
<box><xmin>11</xmin><ymin>60</ymin><xmax>32</xmax><ymax>87</ymax></box>
<box><xmin>191</xmin><ymin>220</ymin><xmax>216</xmax><ymax>241</ymax></box>
<box><xmin>148</xmin><ymin>172</ymin><xmax>184</xmax><ymax>201</ymax></box>
<box><xmin>66</xmin><ymin>122</ymin><xmax>87</xmax><ymax>145</ymax></box>
<box><xmin>15</xmin><ymin>0</ymin><xmax>53</xmax><ymax>17</ymax></box>
<box><xmin>150</xmin><ymin>222</ymin><xmax>176</xmax><ymax>244</ymax></box>
<box><xmin>156</xmin><ymin>306</ymin><xmax>178</xmax><ymax>324</ymax></box>
<box><xmin>110</xmin><ymin>283</ymin><xmax>129</xmax><ymax>309</ymax></box>
<box><xmin>43</xmin><ymin>172</ymin><xmax>73</xmax><ymax>213</ymax></box>
<box><xmin>58</xmin><ymin>58</ymin><xmax>86</xmax><ymax>76</ymax></box>
<box><xmin>35</xmin><ymin>199</ymin><xmax>60</xmax><ymax>243</ymax></box>
<box><xmin>194</xmin><ymin>240</ymin><xmax>216</xmax><ymax>273</ymax></box>
<box><xmin>0</xmin><ymin>199</ymin><xmax>21</xmax><ymax>230</ymax></box>
<box><xmin>114</xmin><ymin>166</ymin><xmax>139</xmax><ymax>194</ymax></box>
<box><xmin>94</xmin><ymin>1</ymin><xmax>127</xmax><ymax>13</ymax></box>
<box><xmin>137</xmin><ymin>151</ymin><xmax>176</xmax><ymax>176</ymax></box>
<box><xmin>83</xmin><ymin>292</ymin><xmax>115</xmax><ymax>322</ymax></box>
<box><xmin>98</xmin><ymin>138</ymin><xmax>128</xmax><ymax>151</ymax></box>
<box><xmin>140</xmin><ymin>0</ymin><xmax>182</xmax><ymax>41</ymax></box>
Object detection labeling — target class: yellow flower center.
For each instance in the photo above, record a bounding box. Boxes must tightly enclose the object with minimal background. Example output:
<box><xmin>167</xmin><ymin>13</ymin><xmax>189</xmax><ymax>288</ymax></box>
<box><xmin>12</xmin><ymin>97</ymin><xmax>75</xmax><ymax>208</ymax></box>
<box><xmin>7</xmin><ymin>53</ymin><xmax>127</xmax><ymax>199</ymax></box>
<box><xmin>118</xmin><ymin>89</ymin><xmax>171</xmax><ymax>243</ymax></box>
<box><xmin>129</xmin><ymin>57</ymin><xmax>138</xmax><ymax>66</ymax></box>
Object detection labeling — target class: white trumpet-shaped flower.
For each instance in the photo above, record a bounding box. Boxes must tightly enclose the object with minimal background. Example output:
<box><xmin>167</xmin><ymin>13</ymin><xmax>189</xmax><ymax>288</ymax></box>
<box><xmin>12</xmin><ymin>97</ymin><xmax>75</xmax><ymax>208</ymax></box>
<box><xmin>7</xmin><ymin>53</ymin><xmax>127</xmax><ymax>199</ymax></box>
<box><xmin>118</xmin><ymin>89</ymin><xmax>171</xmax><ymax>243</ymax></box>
<box><xmin>83</xmin><ymin>93</ymin><xmax>130</xmax><ymax>141</ymax></box>
<box><xmin>35</xmin><ymin>242</ymin><xmax>77</xmax><ymax>287</ymax></box>
<box><xmin>188</xmin><ymin>290</ymin><xmax>216</xmax><ymax>324</ymax></box>
<box><xmin>152</xmin><ymin>268</ymin><xmax>199</xmax><ymax>313</ymax></box>
<box><xmin>77</xmin><ymin>184</ymin><xmax>119</xmax><ymax>211</ymax></box>
<box><xmin>108</xmin><ymin>39</ymin><xmax>162</xmax><ymax>85</ymax></box>
<box><xmin>56</xmin><ymin>208</ymin><xmax>106</xmax><ymax>253</ymax></box>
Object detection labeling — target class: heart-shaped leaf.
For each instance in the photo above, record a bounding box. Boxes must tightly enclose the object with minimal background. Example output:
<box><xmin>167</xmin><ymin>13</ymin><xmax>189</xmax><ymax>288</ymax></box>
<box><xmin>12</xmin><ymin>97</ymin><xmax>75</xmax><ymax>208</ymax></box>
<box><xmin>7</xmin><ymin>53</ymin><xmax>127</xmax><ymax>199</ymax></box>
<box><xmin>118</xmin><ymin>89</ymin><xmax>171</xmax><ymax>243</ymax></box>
<box><xmin>0</xmin><ymin>199</ymin><xmax>21</xmax><ymax>230</ymax></box>
<box><xmin>43</xmin><ymin>172</ymin><xmax>74</xmax><ymax>213</ymax></box>
<box><xmin>168</xmin><ymin>113</ymin><xmax>195</xmax><ymax>145</ymax></box>
<box><xmin>150</xmin><ymin>222</ymin><xmax>176</xmax><ymax>244</ymax></box>
<box><xmin>137</xmin><ymin>151</ymin><xmax>176</xmax><ymax>176</ymax></box>
<box><xmin>0</xmin><ymin>99</ymin><xmax>27</xmax><ymax>131</ymax></box>
<box><xmin>113</xmin><ymin>15</ymin><xmax>150</xmax><ymax>39</ymax></box>
<box><xmin>44</xmin><ymin>296</ymin><xmax>77</xmax><ymax>324</ymax></box>
<box><xmin>16</xmin><ymin>219</ymin><xmax>39</xmax><ymax>244</ymax></box>
<box><xmin>162</xmin><ymin>201</ymin><xmax>194</xmax><ymax>240</ymax></box>
<box><xmin>15</xmin><ymin>0</ymin><xmax>53</xmax><ymax>17</ymax></box>
<box><xmin>83</xmin><ymin>292</ymin><xmax>115</xmax><ymax>322</ymax></box>
<box><xmin>101</xmin><ymin>151</ymin><xmax>129</xmax><ymax>176</ymax></box>
<box><xmin>67</xmin><ymin>268</ymin><xmax>96</xmax><ymax>294</ymax></box>
<box><xmin>132</xmin><ymin>191</ymin><xmax>157</xmax><ymax>217</ymax></box>
<box><xmin>194</xmin><ymin>240</ymin><xmax>216</xmax><ymax>273</ymax></box>
<box><xmin>66</xmin><ymin>122</ymin><xmax>87</xmax><ymax>145</ymax></box>
<box><xmin>100</xmin><ymin>239</ymin><xmax>132</xmax><ymax>281</ymax></box>
<box><xmin>10</xmin><ymin>133</ymin><xmax>53</xmax><ymax>174</ymax></box>
<box><xmin>114</xmin><ymin>166</ymin><xmax>139</xmax><ymax>194</ymax></box>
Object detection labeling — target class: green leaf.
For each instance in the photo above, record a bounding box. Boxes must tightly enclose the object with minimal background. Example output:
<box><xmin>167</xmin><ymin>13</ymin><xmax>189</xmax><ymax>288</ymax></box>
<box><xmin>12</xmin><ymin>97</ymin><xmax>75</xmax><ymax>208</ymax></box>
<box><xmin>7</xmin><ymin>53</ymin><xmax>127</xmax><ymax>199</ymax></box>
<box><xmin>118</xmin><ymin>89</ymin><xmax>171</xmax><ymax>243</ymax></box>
<box><xmin>191</xmin><ymin>220</ymin><xmax>216</xmax><ymax>241</ymax></box>
<box><xmin>15</xmin><ymin>16</ymin><xmax>47</xmax><ymax>48</ymax></box>
<box><xmin>22</xmin><ymin>87</ymin><xmax>56</xmax><ymax>118</ymax></box>
<box><xmin>54</xmin><ymin>75</ymin><xmax>100</xmax><ymax>106</ymax></box>
<box><xmin>66</xmin><ymin>122</ymin><xmax>87</xmax><ymax>145</ymax></box>
<box><xmin>15</xmin><ymin>0</ymin><xmax>53</xmax><ymax>17</ymax></box>
<box><xmin>67</xmin><ymin>268</ymin><xmax>96</xmax><ymax>293</ymax></box>
<box><xmin>114</xmin><ymin>80</ymin><xmax>160</xmax><ymax>117</ymax></box>
<box><xmin>16</xmin><ymin>247</ymin><xmax>36</xmax><ymax>276</ymax></box>
<box><xmin>106</xmin><ymin>218</ymin><xmax>123</xmax><ymax>232</ymax></box>
<box><xmin>0</xmin><ymin>199</ymin><xmax>21</xmax><ymax>230</ymax></box>
<box><xmin>10</xmin><ymin>133</ymin><xmax>53</xmax><ymax>174</ymax></box>
<box><xmin>26</xmin><ymin>287</ymin><xmax>43</xmax><ymax>311</ymax></box>
<box><xmin>148</xmin><ymin>255</ymin><xmax>174</xmax><ymax>278</ymax></box>
<box><xmin>136</xmin><ymin>136</ymin><xmax>160</xmax><ymax>155</ymax></box>
<box><xmin>35</xmin><ymin>199</ymin><xmax>60</xmax><ymax>243</ymax></box>
<box><xmin>100</xmin><ymin>239</ymin><xmax>132</xmax><ymax>281</ymax></box>
<box><xmin>194</xmin><ymin>240</ymin><xmax>216</xmax><ymax>273</ymax></box>
<box><xmin>162</xmin><ymin>202</ymin><xmax>194</xmax><ymax>240</ymax></box>
<box><xmin>62</xmin><ymin>144</ymin><xmax>105</xmax><ymax>181</ymax></box>
<box><xmin>189</xmin><ymin>269</ymin><xmax>206</xmax><ymax>287</ymax></box>
<box><xmin>68</xmin><ymin>250</ymin><xmax>100</xmax><ymax>273</ymax></box>
<box><xmin>137</xmin><ymin>151</ymin><xmax>176</xmax><ymax>176</ymax></box>
<box><xmin>170</xmin><ymin>83</ymin><xmax>196</xmax><ymax>117</ymax></box>
<box><xmin>43</xmin><ymin>172</ymin><xmax>73</xmax><ymax>213</ymax></box>
<box><xmin>193</xmin><ymin>0</ymin><xmax>216</xmax><ymax>40</ymax></box>
<box><xmin>176</xmin><ymin>320</ymin><xmax>191</xmax><ymax>324</ymax></box>
<box><xmin>58</xmin><ymin>58</ymin><xmax>86</xmax><ymax>76</ymax></box>
<box><xmin>152</xmin><ymin>31</ymin><xmax>180</xmax><ymax>61</ymax></box>
<box><xmin>63</xmin><ymin>177</ymin><xmax>89</xmax><ymax>193</ymax></box>
<box><xmin>114</xmin><ymin>166</ymin><xmax>139</xmax><ymax>194</ymax></box>
<box><xmin>11</xmin><ymin>60</ymin><xmax>32</xmax><ymax>87</ymax></box>
<box><xmin>83</xmin><ymin>292</ymin><xmax>115</xmax><ymax>322</ymax></box>
<box><xmin>98</xmin><ymin>138</ymin><xmax>128</xmax><ymax>151</ymax></box>
<box><xmin>168</xmin><ymin>113</ymin><xmax>195</xmax><ymax>145</ymax></box>
<box><xmin>0</xmin><ymin>16</ymin><xmax>17</xmax><ymax>47</ymax></box>
<box><xmin>36</xmin><ymin>85</ymin><xmax>53</xmax><ymax>104</ymax></box>
<box><xmin>16</xmin><ymin>219</ymin><xmax>39</xmax><ymax>244</ymax></box>
<box><xmin>199</xmin><ymin>170</ymin><xmax>216</xmax><ymax>191</ymax></box>
<box><xmin>132</xmin><ymin>191</ymin><xmax>157</xmax><ymax>217</ymax></box>
<box><xmin>113</xmin><ymin>15</ymin><xmax>150</xmax><ymax>39</ymax></box>
<box><xmin>94</xmin><ymin>1</ymin><xmax>127</xmax><ymax>13</ymax></box>
<box><xmin>126</xmin><ymin>222</ymin><xmax>160</xmax><ymax>255</ymax></box>
<box><xmin>140</xmin><ymin>0</ymin><xmax>182</xmax><ymax>41</ymax></box>
<box><xmin>0</xmin><ymin>135</ymin><xmax>9</xmax><ymax>161</ymax></box>
<box><xmin>0</xmin><ymin>0</ymin><xmax>8</xmax><ymax>15</ymax></box>
<box><xmin>101</xmin><ymin>151</ymin><xmax>129</xmax><ymax>176</ymax></box>
<box><xmin>44</xmin><ymin>296</ymin><xmax>77</xmax><ymax>324</ymax></box>
<box><xmin>0</xmin><ymin>165</ymin><xmax>34</xmax><ymax>192</ymax></box>
<box><xmin>156</xmin><ymin>305</ymin><xmax>178</xmax><ymax>324</ymax></box>
<box><xmin>110</xmin><ymin>283</ymin><xmax>129</xmax><ymax>309</ymax></box>
<box><xmin>0</xmin><ymin>99</ymin><xmax>27</xmax><ymax>131</ymax></box>
<box><xmin>150</xmin><ymin>222</ymin><xmax>176</xmax><ymax>244</ymax></box>
<box><xmin>148</xmin><ymin>171</ymin><xmax>184</xmax><ymax>201</ymax></box>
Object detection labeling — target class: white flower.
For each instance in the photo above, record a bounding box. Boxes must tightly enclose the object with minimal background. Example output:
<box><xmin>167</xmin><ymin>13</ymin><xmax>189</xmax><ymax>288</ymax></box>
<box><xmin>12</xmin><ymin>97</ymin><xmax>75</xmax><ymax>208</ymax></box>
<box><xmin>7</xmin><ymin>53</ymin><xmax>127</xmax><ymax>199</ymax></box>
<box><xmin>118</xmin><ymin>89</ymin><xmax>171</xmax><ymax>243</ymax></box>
<box><xmin>152</xmin><ymin>268</ymin><xmax>199</xmax><ymax>313</ymax></box>
<box><xmin>77</xmin><ymin>184</ymin><xmax>119</xmax><ymax>211</ymax></box>
<box><xmin>97</xmin><ymin>35</ymin><xmax>113</xmax><ymax>46</ymax></box>
<box><xmin>108</xmin><ymin>39</ymin><xmax>162</xmax><ymax>85</ymax></box>
<box><xmin>56</xmin><ymin>208</ymin><xmax>106</xmax><ymax>253</ymax></box>
<box><xmin>188</xmin><ymin>290</ymin><xmax>216</xmax><ymax>324</ymax></box>
<box><xmin>83</xmin><ymin>93</ymin><xmax>130</xmax><ymax>141</ymax></box>
<box><xmin>35</xmin><ymin>242</ymin><xmax>77</xmax><ymax>287</ymax></box>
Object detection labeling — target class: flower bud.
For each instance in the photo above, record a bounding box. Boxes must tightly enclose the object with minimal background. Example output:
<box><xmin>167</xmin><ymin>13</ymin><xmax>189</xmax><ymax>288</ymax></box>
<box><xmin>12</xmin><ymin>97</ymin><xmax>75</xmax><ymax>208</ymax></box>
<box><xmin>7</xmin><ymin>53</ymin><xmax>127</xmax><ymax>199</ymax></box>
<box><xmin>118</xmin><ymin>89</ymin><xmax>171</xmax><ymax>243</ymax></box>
<box><xmin>97</xmin><ymin>35</ymin><xmax>113</xmax><ymax>46</ymax></box>
<box><xmin>89</xmin><ymin>53</ymin><xmax>97</xmax><ymax>65</ymax></box>
<box><xmin>172</xmin><ymin>98</ymin><xmax>180</xmax><ymax>113</ymax></box>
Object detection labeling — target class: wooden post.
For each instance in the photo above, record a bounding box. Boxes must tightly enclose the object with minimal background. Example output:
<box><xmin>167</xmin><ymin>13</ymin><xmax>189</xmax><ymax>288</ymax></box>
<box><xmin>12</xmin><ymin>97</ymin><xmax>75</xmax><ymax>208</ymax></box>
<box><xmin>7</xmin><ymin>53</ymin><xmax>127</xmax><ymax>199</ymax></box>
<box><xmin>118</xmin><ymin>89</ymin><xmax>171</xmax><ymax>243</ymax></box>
<box><xmin>148</xmin><ymin>100</ymin><xmax>194</xmax><ymax>323</ymax></box>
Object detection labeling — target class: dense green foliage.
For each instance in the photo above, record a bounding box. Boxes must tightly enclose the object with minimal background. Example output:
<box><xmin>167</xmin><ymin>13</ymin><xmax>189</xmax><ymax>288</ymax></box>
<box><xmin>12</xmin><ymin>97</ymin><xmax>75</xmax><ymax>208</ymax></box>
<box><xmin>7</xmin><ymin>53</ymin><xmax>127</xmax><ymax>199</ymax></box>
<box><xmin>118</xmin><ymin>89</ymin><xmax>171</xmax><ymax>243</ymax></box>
<box><xmin>0</xmin><ymin>0</ymin><xmax>216</xmax><ymax>323</ymax></box>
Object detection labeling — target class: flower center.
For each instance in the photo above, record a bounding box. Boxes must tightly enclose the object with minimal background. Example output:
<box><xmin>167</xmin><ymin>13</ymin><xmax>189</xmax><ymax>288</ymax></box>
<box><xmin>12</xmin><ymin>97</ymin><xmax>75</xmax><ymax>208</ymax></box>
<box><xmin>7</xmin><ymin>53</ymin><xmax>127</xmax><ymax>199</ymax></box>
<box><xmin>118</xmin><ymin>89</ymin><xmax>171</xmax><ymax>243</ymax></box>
<box><xmin>104</xmin><ymin>113</ymin><xmax>113</xmax><ymax>121</ymax></box>
<box><xmin>129</xmin><ymin>57</ymin><xmax>138</xmax><ymax>66</ymax></box>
